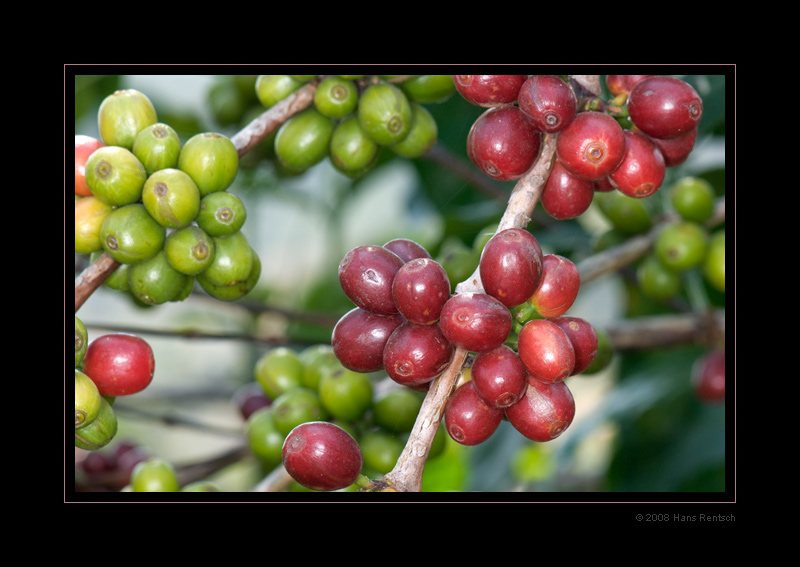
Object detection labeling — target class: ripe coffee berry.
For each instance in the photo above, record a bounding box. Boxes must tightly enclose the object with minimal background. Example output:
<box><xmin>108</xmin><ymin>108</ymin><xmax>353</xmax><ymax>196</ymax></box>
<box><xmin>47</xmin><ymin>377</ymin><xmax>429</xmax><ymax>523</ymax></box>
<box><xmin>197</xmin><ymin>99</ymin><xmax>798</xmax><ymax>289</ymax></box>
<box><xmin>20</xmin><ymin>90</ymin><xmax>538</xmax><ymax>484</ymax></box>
<box><xmin>282</xmin><ymin>421</ymin><xmax>363</xmax><ymax>491</ymax></box>
<box><xmin>439</xmin><ymin>292</ymin><xmax>512</xmax><ymax>353</ymax></box>
<box><xmin>479</xmin><ymin>228</ymin><xmax>543</xmax><ymax>308</ymax></box>
<box><xmin>383</xmin><ymin>238</ymin><xmax>431</xmax><ymax>263</ymax></box>
<box><xmin>470</xmin><ymin>344</ymin><xmax>527</xmax><ymax>408</ymax></box>
<box><xmin>529</xmin><ymin>254</ymin><xmax>581</xmax><ymax>318</ymax></box>
<box><xmin>338</xmin><ymin>245</ymin><xmax>404</xmax><ymax>315</ymax></box>
<box><xmin>692</xmin><ymin>350</ymin><xmax>725</xmax><ymax>402</ymax></box>
<box><xmin>517</xmin><ymin>75</ymin><xmax>577</xmax><ymax>134</ymax></box>
<box><xmin>392</xmin><ymin>258</ymin><xmax>451</xmax><ymax>325</ymax></box>
<box><xmin>383</xmin><ymin>321</ymin><xmax>454</xmax><ymax>387</ymax></box>
<box><xmin>550</xmin><ymin>316</ymin><xmax>598</xmax><ymax>375</ymax></box>
<box><xmin>453</xmin><ymin>75</ymin><xmax>527</xmax><ymax>107</ymax></box>
<box><xmin>467</xmin><ymin>106</ymin><xmax>542</xmax><ymax>181</ymax></box>
<box><xmin>75</xmin><ymin>135</ymin><xmax>105</xmax><ymax>197</ymax></box>
<box><xmin>505</xmin><ymin>378</ymin><xmax>575</xmax><ymax>442</ymax></box>
<box><xmin>82</xmin><ymin>333</ymin><xmax>156</xmax><ymax>397</ymax></box>
<box><xmin>627</xmin><ymin>76</ymin><xmax>703</xmax><ymax>140</ymax></box>
<box><xmin>556</xmin><ymin>111</ymin><xmax>626</xmax><ymax>181</ymax></box>
<box><xmin>541</xmin><ymin>159</ymin><xmax>595</xmax><ymax>220</ymax></box>
<box><xmin>517</xmin><ymin>319</ymin><xmax>575</xmax><ymax>383</ymax></box>
<box><xmin>608</xmin><ymin>131</ymin><xmax>665</xmax><ymax>198</ymax></box>
<box><xmin>331</xmin><ymin>308</ymin><xmax>404</xmax><ymax>373</ymax></box>
<box><xmin>444</xmin><ymin>381</ymin><xmax>504</xmax><ymax>446</ymax></box>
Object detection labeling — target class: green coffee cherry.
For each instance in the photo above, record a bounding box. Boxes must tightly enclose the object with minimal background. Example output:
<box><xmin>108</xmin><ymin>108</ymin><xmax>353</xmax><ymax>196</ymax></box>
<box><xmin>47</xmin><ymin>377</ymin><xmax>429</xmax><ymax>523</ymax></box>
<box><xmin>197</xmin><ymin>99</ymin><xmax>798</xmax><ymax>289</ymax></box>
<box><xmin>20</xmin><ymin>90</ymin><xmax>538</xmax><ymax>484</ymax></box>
<box><xmin>329</xmin><ymin>115</ymin><xmax>380</xmax><ymax>177</ymax></box>
<box><xmin>314</xmin><ymin>77</ymin><xmax>359</xmax><ymax>118</ymax></box>
<box><xmin>398</xmin><ymin>74</ymin><xmax>456</xmax><ymax>104</ymax></box>
<box><xmin>74</xmin><ymin>396</ymin><xmax>117</xmax><ymax>450</ymax></box>
<box><xmin>85</xmin><ymin>146</ymin><xmax>148</xmax><ymax>207</ymax></box>
<box><xmin>271</xmin><ymin>387</ymin><xmax>328</xmax><ymax>436</ymax></box>
<box><xmin>196</xmin><ymin>191</ymin><xmax>247</xmax><ymax>237</ymax></box>
<box><xmin>359</xmin><ymin>429</ymin><xmax>404</xmax><ymax>475</ymax></box>
<box><xmin>91</xmin><ymin>250</ymin><xmax>130</xmax><ymax>291</ymax></box>
<box><xmin>274</xmin><ymin>108</ymin><xmax>334</xmax><ymax>172</ymax></box>
<box><xmin>670</xmin><ymin>176</ymin><xmax>715</xmax><ymax>223</ymax></box>
<box><xmin>704</xmin><ymin>230</ymin><xmax>725</xmax><ymax>293</ymax></box>
<box><xmin>254</xmin><ymin>347</ymin><xmax>305</xmax><ymax>399</ymax></box>
<box><xmin>195</xmin><ymin>232</ymin><xmax>253</xmax><ymax>287</ymax></box>
<box><xmin>100</xmin><ymin>203</ymin><xmax>166</xmax><ymax>264</ymax></box>
<box><xmin>131</xmin><ymin>458</ymin><xmax>180</xmax><ymax>492</ymax></box>
<box><xmin>637</xmin><ymin>253</ymin><xmax>681</xmax><ymax>300</ymax></box>
<box><xmin>75</xmin><ymin>317</ymin><xmax>88</xmax><ymax>367</ymax></box>
<box><xmin>655</xmin><ymin>221</ymin><xmax>708</xmax><ymax>271</ymax></box>
<box><xmin>164</xmin><ymin>225</ymin><xmax>216</xmax><ymax>275</ymax></box>
<box><xmin>246</xmin><ymin>407</ymin><xmax>285</xmax><ymax>468</ymax></box>
<box><xmin>178</xmin><ymin>132</ymin><xmax>239</xmax><ymax>196</ymax></box>
<box><xmin>196</xmin><ymin>246</ymin><xmax>260</xmax><ymax>301</ymax></box>
<box><xmin>97</xmin><ymin>89</ymin><xmax>158</xmax><ymax>149</ymax></box>
<box><xmin>372</xmin><ymin>388</ymin><xmax>423</xmax><ymax>433</ymax></box>
<box><xmin>357</xmin><ymin>82</ymin><xmax>413</xmax><ymax>146</ymax></box>
<box><xmin>582</xmin><ymin>327</ymin><xmax>614</xmax><ymax>375</ymax></box>
<box><xmin>128</xmin><ymin>250</ymin><xmax>190</xmax><ymax>305</ymax></box>
<box><xmin>75</xmin><ymin>370</ymin><xmax>102</xmax><ymax>428</ymax></box>
<box><xmin>256</xmin><ymin>75</ymin><xmax>304</xmax><ymax>108</ymax></box>
<box><xmin>181</xmin><ymin>481</ymin><xmax>221</xmax><ymax>492</ymax></box>
<box><xmin>142</xmin><ymin>168</ymin><xmax>201</xmax><ymax>228</ymax></box>
<box><xmin>596</xmin><ymin>190</ymin><xmax>653</xmax><ymax>235</ymax></box>
<box><xmin>318</xmin><ymin>366</ymin><xmax>373</xmax><ymax>422</ymax></box>
<box><xmin>298</xmin><ymin>344</ymin><xmax>340</xmax><ymax>391</ymax></box>
<box><xmin>133</xmin><ymin>123</ymin><xmax>181</xmax><ymax>175</ymax></box>
<box><xmin>391</xmin><ymin>102</ymin><xmax>437</xmax><ymax>158</ymax></box>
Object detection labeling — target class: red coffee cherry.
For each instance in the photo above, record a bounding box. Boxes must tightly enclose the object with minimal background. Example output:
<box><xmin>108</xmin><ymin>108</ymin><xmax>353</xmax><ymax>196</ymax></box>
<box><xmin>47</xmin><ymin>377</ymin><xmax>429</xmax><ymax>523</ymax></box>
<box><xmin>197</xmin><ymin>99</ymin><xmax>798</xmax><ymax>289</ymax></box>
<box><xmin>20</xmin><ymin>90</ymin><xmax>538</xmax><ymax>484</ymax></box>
<box><xmin>382</xmin><ymin>321</ymin><xmax>454</xmax><ymax>387</ymax></box>
<box><xmin>444</xmin><ymin>381</ymin><xmax>504</xmax><ymax>446</ymax></box>
<box><xmin>550</xmin><ymin>316</ymin><xmax>598</xmax><ymax>375</ymax></box>
<box><xmin>605</xmin><ymin>75</ymin><xmax>655</xmax><ymax>96</ymax></box>
<box><xmin>382</xmin><ymin>238</ymin><xmax>431</xmax><ymax>263</ymax></box>
<box><xmin>338</xmin><ymin>245</ymin><xmax>404</xmax><ymax>315</ymax></box>
<box><xmin>470</xmin><ymin>344</ymin><xmax>527</xmax><ymax>408</ymax></box>
<box><xmin>479</xmin><ymin>228</ymin><xmax>543</xmax><ymax>308</ymax></box>
<box><xmin>439</xmin><ymin>292</ymin><xmax>513</xmax><ymax>353</ymax></box>
<box><xmin>627</xmin><ymin>76</ymin><xmax>703</xmax><ymax>140</ymax></box>
<box><xmin>651</xmin><ymin>127</ymin><xmax>698</xmax><ymax>167</ymax></box>
<box><xmin>556</xmin><ymin>111</ymin><xmax>626</xmax><ymax>181</ymax></box>
<box><xmin>517</xmin><ymin>75</ymin><xmax>577</xmax><ymax>134</ymax></box>
<box><xmin>331</xmin><ymin>308</ymin><xmax>404</xmax><ymax>373</ymax></box>
<box><xmin>529</xmin><ymin>254</ymin><xmax>581</xmax><ymax>318</ymax></box>
<box><xmin>282</xmin><ymin>421</ymin><xmax>363</xmax><ymax>491</ymax></box>
<box><xmin>392</xmin><ymin>258</ymin><xmax>451</xmax><ymax>325</ymax></box>
<box><xmin>467</xmin><ymin>106</ymin><xmax>542</xmax><ymax>181</ymax></box>
<box><xmin>453</xmin><ymin>75</ymin><xmax>527</xmax><ymax>107</ymax></box>
<box><xmin>541</xmin><ymin>159</ymin><xmax>595</xmax><ymax>220</ymax></box>
<box><xmin>505</xmin><ymin>378</ymin><xmax>575</xmax><ymax>442</ymax></box>
<box><xmin>82</xmin><ymin>333</ymin><xmax>155</xmax><ymax>397</ymax></box>
<box><xmin>517</xmin><ymin>319</ymin><xmax>575</xmax><ymax>383</ymax></box>
<box><xmin>692</xmin><ymin>349</ymin><xmax>725</xmax><ymax>402</ymax></box>
<box><xmin>608</xmin><ymin>130</ymin><xmax>666</xmax><ymax>198</ymax></box>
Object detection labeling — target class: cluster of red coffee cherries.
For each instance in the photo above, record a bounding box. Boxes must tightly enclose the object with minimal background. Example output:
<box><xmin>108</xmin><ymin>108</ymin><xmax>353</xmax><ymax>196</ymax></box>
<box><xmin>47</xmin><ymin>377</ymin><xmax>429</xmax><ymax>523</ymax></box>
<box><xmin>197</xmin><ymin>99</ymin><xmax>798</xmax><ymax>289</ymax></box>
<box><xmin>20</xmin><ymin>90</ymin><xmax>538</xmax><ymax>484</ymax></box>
<box><xmin>331</xmin><ymin>228</ymin><xmax>597</xmax><ymax>449</ymax></box>
<box><xmin>456</xmin><ymin>74</ymin><xmax>703</xmax><ymax>219</ymax></box>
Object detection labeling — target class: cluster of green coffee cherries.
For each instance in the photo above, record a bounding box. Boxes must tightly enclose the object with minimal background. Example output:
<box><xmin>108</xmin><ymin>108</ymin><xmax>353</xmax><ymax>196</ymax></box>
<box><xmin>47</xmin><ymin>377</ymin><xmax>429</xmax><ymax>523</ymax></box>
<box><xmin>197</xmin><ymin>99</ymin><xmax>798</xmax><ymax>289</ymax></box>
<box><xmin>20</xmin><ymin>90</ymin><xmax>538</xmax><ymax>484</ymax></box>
<box><xmin>75</xmin><ymin>88</ymin><xmax>259</xmax><ymax>304</ymax></box>
<box><xmin>593</xmin><ymin>175</ymin><xmax>725</xmax><ymax>302</ymax></box>
<box><xmin>243</xmin><ymin>344</ymin><xmax>449</xmax><ymax>492</ymax></box>
<box><xmin>255</xmin><ymin>75</ymin><xmax>455</xmax><ymax>177</ymax></box>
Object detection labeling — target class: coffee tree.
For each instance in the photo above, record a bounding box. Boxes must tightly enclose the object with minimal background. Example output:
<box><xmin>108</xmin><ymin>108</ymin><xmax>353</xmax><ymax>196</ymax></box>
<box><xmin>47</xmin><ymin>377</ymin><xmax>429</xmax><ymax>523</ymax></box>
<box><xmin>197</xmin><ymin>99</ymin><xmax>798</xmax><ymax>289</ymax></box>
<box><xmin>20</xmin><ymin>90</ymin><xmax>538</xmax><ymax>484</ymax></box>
<box><xmin>72</xmin><ymin>72</ymin><xmax>727</xmax><ymax>495</ymax></box>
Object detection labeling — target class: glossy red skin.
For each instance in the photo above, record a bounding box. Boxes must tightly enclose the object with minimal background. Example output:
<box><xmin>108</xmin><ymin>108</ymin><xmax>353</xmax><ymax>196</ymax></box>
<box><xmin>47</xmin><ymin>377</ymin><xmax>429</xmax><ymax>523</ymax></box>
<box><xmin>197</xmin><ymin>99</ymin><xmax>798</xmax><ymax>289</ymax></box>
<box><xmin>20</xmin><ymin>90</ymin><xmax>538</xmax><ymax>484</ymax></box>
<box><xmin>550</xmin><ymin>316</ymin><xmax>598</xmax><ymax>375</ymax></box>
<box><xmin>467</xmin><ymin>106</ymin><xmax>542</xmax><ymax>181</ymax></box>
<box><xmin>530</xmin><ymin>254</ymin><xmax>580</xmax><ymax>318</ymax></box>
<box><xmin>382</xmin><ymin>321</ymin><xmax>454</xmax><ymax>386</ymax></box>
<box><xmin>444</xmin><ymin>381</ymin><xmax>504</xmax><ymax>446</ymax></box>
<box><xmin>692</xmin><ymin>350</ymin><xmax>725</xmax><ymax>402</ymax></box>
<box><xmin>556</xmin><ymin>111</ymin><xmax>626</xmax><ymax>181</ymax></box>
<box><xmin>505</xmin><ymin>378</ymin><xmax>575</xmax><ymax>442</ymax></box>
<box><xmin>517</xmin><ymin>319</ymin><xmax>575</xmax><ymax>383</ymax></box>
<box><xmin>382</xmin><ymin>238</ymin><xmax>431</xmax><ymax>263</ymax></box>
<box><xmin>541</xmin><ymin>159</ymin><xmax>595</xmax><ymax>220</ymax></box>
<box><xmin>608</xmin><ymin>130</ymin><xmax>666</xmax><ymax>198</ymax></box>
<box><xmin>651</xmin><ymin>127</ymin><xmax>698</xmax><ymax>167</ymax></box>
<box><xmin>627</xmin><ymin>76</ymin><xmax>703</xmax><ymax>139</ymax></box>
<box><xmin>517</xmin><ymin>75</ymin><xmax>577</xmax><ymax>134</ymax></box>
<box><xmin>453</xmin><ymin>75</ymin><xmax>528</xmax><ymax>107</ymax></box>
<box><xmin>338</xmin><ymin>245</ymin><xmax>404</xmax><ymax>315</ymax></box>
<box><xmin>392</xmin><ymin>258</ymin><xmax>451</xmax><ymax>325</ymax></box>
<box><xmin>332</xmin><ymin>308</ymin><xmax>404</xmax><ymax>373</ymax></box>
<box><xmin>471</xmin><ymin>344</ymin><xmax>527</xmax><ymax>408</ymax></box>
<box><xmin>479</xmin><ymin>228</ymin><xmax>543</xmax><ymax>308</ymax></box>
<box><xmin>82</xmin><ymin>333</ymin><xmax>155</xmax><ymax>396</ymax></box>
<box><xmin>439</xmin><ymin>292</ymin><xmax>512</xmax><ymax>353</ymax></box>
<box><xmin>75</xmin><ymin>135</ymin><xmax>105</xmax><ymax>196</ymax></box>
<box><xmin>282</xmin><ymin>421</ymin><xmax>363</xmax><ymax>491</ymax></box>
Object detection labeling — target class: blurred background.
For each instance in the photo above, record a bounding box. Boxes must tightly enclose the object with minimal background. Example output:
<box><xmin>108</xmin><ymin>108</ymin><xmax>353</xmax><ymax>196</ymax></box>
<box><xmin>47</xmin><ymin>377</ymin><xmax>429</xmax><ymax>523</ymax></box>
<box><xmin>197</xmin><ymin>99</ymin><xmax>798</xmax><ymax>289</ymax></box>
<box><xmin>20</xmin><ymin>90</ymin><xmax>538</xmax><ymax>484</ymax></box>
<box><xmin>72</xmin><ymin>72</ymin><xmax>728</xmax><ymax>496</ymax></box>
